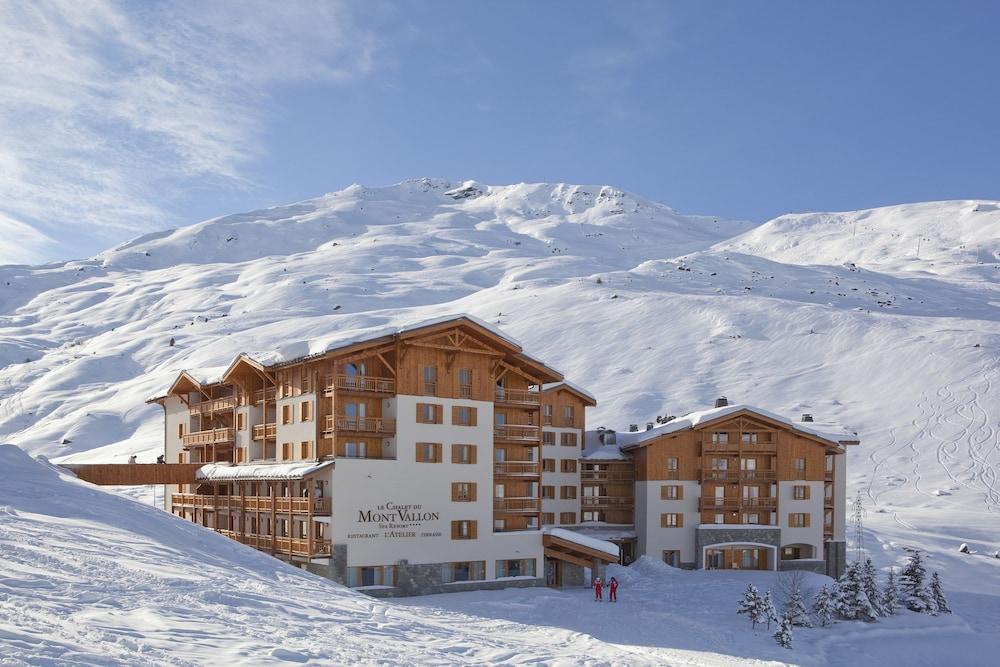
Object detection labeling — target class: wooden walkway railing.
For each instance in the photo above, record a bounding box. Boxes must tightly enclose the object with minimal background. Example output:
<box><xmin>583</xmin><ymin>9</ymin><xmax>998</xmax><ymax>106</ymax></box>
<box><xmin>62</xmin><ymin>463</ymin><xmax>203</xmax><ymax>486</ymax></box>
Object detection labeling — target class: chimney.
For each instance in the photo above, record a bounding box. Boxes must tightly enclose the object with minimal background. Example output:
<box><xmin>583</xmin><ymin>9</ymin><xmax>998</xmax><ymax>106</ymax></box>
<box><xmin>801</xmin><ymin>413</ymin><xmax>814</xmax><ymax>422</ymax></box>
<box><xmin>628</xmin><ymin>423</ymin><xmax>638</xmax><ymax>432</ymax></box>
<box><xmin>715</xmin><ymin>396</ymin><xmax>729</xmax><ymax>408</ymax></box>
<box><xmin>604</xmin><ymin>430</ymin><xmax>617</xmax><ymax>445</ymax></box>
<box><xmin>646</xmin><ymin>422</ymin><xmax>654</xmax><ymax>431</ymax></box>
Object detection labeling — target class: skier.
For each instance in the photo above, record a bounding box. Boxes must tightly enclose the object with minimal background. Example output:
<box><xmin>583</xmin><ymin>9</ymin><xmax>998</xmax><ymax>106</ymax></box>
<box><xmin>609</xmin><ymin>576</ymin><xmax>619</xmax><ymax>602</ymax></box>
<box><xmin>593</xmin><ymin>576</ymin><xmax>603</xmax><ymax>601</ymax></box>
<box><xmin>128</xmin><ymin>455</ymin><xmax>137</xmax><ymax>464</ymax></box>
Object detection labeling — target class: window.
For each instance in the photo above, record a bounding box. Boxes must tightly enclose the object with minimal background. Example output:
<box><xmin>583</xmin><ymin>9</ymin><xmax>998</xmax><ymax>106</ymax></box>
<box><xmin>458</xmin><ymin>369</ymin><xmax>473</xmax><ymax>398</ymax></box>
<box><xmin>452</xmin><ymin>405</ymin><xmax>477</xmax><ymax>426</ymax></box>
<box><xmin>300</xmin><ymin>401</ymin><xmax>312</xmax><ymax>422</ymax></box>
<box><xmin>711</xmin><ymin>431</ymin><xmax>729</xmax><ymax>444</ymax></box>
<box><xmin>742</xmin><ymin>513</ymin><xmax>761</xmax><ymax>525</ymax></box>
<box><xmin>662</xmin><ymin>550</ymin><xmax>680</xmax><ymax>567</ymax></box>
<box><xmin>661</xmin><ymin>485</ymin><xmax>683</xmax><ymax>500</ymax></box>
<box><xmin>793</xmin><ymin>485</ymin><xmax>810</xmax><ymax>500</ymax></box>
<box><xmin>178</xmin><ymin>452</ymin><xmax>184</xmax><ymax>463</ymax></box>
<box><xmin>582</xmin><ymin>511</ymin><xmax>601</xmax><ymax>522</ymax></box>
<box><xmin>235</xmin><ymin>448</ymin><xmax>245</xmax><ymax>463</ymax></box>
<box><xmin>666</xmin><ymin>457</ymin><xmax>679</xmax><ymax>478</ymax></box>
<box><xmin>710</xmin><ymin>457</ymin><xmax>729</xmax><ymax>470</ymax></box>
<box><xmin>714</xmin><ymin>513</ymin><xmax>725</xmax><ymax>524</ymax></box>
<box><xmin>177</xmin><ymin>423</ymin><xmax>185</xmax><ymax>438</ymax></box>
<box><xmin>496</xmin><ymin>558</ymin><xmax>536</xmax><ymax>578</ymax></box>
<box><xmin>793</xmin><ymin>458</ymin><xmax>807</xmax><ymax>478</ymax></box>
<box><xmin>344</xmin><ymin>441</ymin><xmax>367</xmax><ymax>458</ymax></box>
<box><xmin>560</xmin><ymin>459</ymin><xmax>577</xmax><ymax>473</ymax></box>
<box><xmin>300</xmin><ymin>368</ymin><xmax>311</xmax><ymax>394</ymax></box>
<box><xmin>560</xmin><ymin>486</ymin><xmax>577</xmax><ymax>500</ymax></box>
<box><xmin>541</xmin><ymin>485</ymin><xmax>555</xmax><ymax>499</ymax></box>
<box><xmin>451</xmin><ymin>520</ymin><xmax>477</xmax><ymax>540</ymax></box>
<box><xmin>452</xmin><ymin>482</ymin><xmax>476</xmax><ymax>502</ymax></box>
<box><xmin>281</xmin><ymin>404</ymin><xmax>293</xmax><ymax>425</ymax></box>
<box><xmin>443</xmin><ymin>561</ymin><xmax>485</xmax><ymax>582</ymax></box>
<box><xmin>560</xmin><ymin>432</ymin><xmax>578</xmax><ymax>447</ymax></box>
<box><xmin>347</xmin><ymin>565</ymin><xmax>395</xmax><ymax>588</ymax></box>
<box><xmin>741</xmin><ymin>432</ymin><xmax>757</xmax><ymax>444</ymax></box>
<box><xmin>543</xmin><ymin>431</ymin><xmax>555</xmax><ymax>446</ymax></box>
<box><xmin>416</xmin><ymin>403</ymin><xmax>443</xmax><ymax>424</ymax></box>
<box><xmin>560</xmin><ymin>511</ymin><xmax>577</xmax><ymax>525</ymax></box>
<box><xmin>300</xmin><ymin>441</ymin><xmax>311</xmax><ymax>459</ymax></box>
<box><xmin>281</xmin><ymin>442</ymin><xmax>292</xmax><ymax>460</ymax></box>
<box><xmin>563</xmin><ymin>405</ymin><xmax>575</xmax><ymax>425</ymax></box>
<box><xmin>541</xmin><ymin>512</ymin><xmax>555</xmax><ymax>526</ymax></box>
<box><xmin>423</xmin><ymin>365</ymin><xmax>437</xmax><ymax>395</ymax></box>
<box><xmin>542</xmin><ymin>404</ymin><xmax>553</xmax><ymax>425</ymax></box>
<box><xmin>789</xmin><ymin>513</ymin><xmax>811</xmax><ymax>528</ymax></box>
<box><xmin>660</xmin><ymin>513</ymin><xmax>683</xmax><ymax>528</ymax></box>
<box><xmin>416</xmin><ymin>442</ymin><xmax>442</xmax><ymax>463</ymax></box>
<box><xmin>542</xmin><ymin>458</ymin><xmax>556</xmax><ymax>473</ymax></box>
<box><xmin>236</xmin><ymin>413</ymin><xmax>246</xmax><ymax>431</ymax></box>
<box><xmin>451</xmin><ymin>444</ymin><xmax>477</xmax><ymax>464</ymax></box>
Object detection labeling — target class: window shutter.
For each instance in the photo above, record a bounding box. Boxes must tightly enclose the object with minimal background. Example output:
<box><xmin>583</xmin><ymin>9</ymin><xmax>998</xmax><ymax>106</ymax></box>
<box><xmin>470</xmin><ymin>483</ymin><xmax>477</xmax><ymax>502</ymax></box>
<box><xmin>677</xmin><ymin>513</ymin><xmax>684</xmax><ymax>528</ymax></box>
<box><xmin>450</xmin><ymin>521</ymin><xmax>458</xmax><ymax>539</ymax></box>
<box><xmin>469</xmin><ymin>521</ymin><xmax>478</xmax><ymax>539</ymax></box>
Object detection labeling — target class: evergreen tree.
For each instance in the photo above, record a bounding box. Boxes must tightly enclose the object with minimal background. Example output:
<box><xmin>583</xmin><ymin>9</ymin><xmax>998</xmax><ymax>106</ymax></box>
<box><xmin>929</xmin><ymin>572</ymin><xmax>951</xmax><ymax>614</ymax></box>
<box><xmin>899</xmin><ymin>549</ymin><xmax>935</xmax><ymax>613</ymax></box>
<box><xmin>835</xmin><ymin>562</ymin><xmax>878</xmax><ymax>621</ymax></box>
<box><xmin>737</xmin><ymin>583</ymin><xmax>765</xmax><ymax>629</ymax></box>
<box><xmin>762</xmin><ymin>590</ymin><xmax>779</xmax><ymax>630</ymax></box>
<box><xmin>861</xmin><ymin>558</ymin><xmax>885</xmax><ymax>616</ymax></box>
<box><xmin>882</xmin><ymin>569</ymin><xmax>900</xmax><ymax>615</ymax></box>
<box><xmin>773</xmin><ymin>612</ymin><xmax>794</xmax><ymax>649</ymax></box>
<box><xmin>783</xmin><ymin>588</ymin><xmax>813</xmax><ymax>627</ymax></box>
<box><xmin>812</xmin><ymin>584</ymin><xmax>836</xmax><ymax>627</ymax></box>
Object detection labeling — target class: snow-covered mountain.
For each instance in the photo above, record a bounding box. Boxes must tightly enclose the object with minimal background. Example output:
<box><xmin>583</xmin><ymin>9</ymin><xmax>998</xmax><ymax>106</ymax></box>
<box><xmin>1</xmin><ymin>178</ymin><xmax>998</xmax><ymax>591</ymax></box>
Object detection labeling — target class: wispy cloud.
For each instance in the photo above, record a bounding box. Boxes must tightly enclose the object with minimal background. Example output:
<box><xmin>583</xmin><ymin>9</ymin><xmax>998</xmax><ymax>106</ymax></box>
<box><xmin>0</xmin><ymin>1</ymin><xmax>380</xmax><ymax>263</ymax></box>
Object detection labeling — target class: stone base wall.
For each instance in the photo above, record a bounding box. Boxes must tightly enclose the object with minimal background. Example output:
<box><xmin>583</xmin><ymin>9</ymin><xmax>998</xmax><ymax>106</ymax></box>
<box><xmin>824</xmin><ymin>541</ymin><xmax>847</xmax><ymax>578</ymax></box>
<box><xmin>365</xmin><ymin>575</ymin><xmax>543</xmax><ymax>598</ymax></box>
<box><xmin>695</xmin><ymin>527</ymin><xmax>781</xmax><ymax>569</ymax></box>
<box><xmin>778</xmin><ymin>559</ymin><xmax>827</xmax><ymax>574</ymax></box>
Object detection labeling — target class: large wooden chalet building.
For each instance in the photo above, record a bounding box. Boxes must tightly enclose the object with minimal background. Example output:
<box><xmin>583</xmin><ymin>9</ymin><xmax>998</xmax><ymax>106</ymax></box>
<box><xmin>150</xmin><ymin>315</ymin><xmax>858</xmax><ymax>596</ymax></box>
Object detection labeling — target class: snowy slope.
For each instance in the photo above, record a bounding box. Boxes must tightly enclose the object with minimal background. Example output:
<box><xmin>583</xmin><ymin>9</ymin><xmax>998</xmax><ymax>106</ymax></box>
<box><xmin>0</xmin><ymin>178</ymin><xmax>998</xmax><ymax>595</ymax></box>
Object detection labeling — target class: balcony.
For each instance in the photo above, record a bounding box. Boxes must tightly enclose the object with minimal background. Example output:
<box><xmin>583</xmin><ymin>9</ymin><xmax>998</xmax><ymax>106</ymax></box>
<box><xmin>493</xmin><ymin>460</ymin><xmax>540</xmax><ymax>477</ymax></box>
<box><xmin>742</xmin><ymin>496</ymin><xmax>777</xmax><ymax>509</ymax></box>
<box><xmin>702</xmin><ymin>470</ymin><xmax>739</xmax><ymax>482</ymax></box>
<box><xmin>189</xmin><ymin>396</ymin><xmax>236</xmax><ymax>415</ymax></box>
<box><xmin>699</xmin><ymin>497</ymin><xmax>740</xmax><ymax>511</ymax></box>
<box><xmin>323</xmin><ymin>415</ymin><xmax>396</xmax><ymax>436</ymax></box>
<box><xmin>741</xmin><ymin>470</ymin><xmax>776</xmax><ymax>481</ymax></box>
<box><xmin>702</xmin><ymin>441</ymin><xmax>739</xmax><ymax>452</ymax></box>
<box><xmin>494</xmin><ymin>424</ymin><xmax>540</xmax><ymax>442</ymax></box>
<box><xmin>324</xmin><ymin>374</ymin><xmax>395</xmax><ymax>397</ymax></box>
<box><xmin>217</xmin><ymin>529</ymin><xmax>332</xmax><ymax>557</ymax></box>
<box><xmin>495</xmin><ymin>388</ymin><xmax>540</xmax><ymax>406</ymax></box>
<box><xmin>182</xmin><ymin>427</ymin><xmax>235</xmax><ymax>447</ymax></box>
<box><xmin>171</xmin><ymin>493</ymin><xmax>331</xmax><ymax>515</ymax></box>
<box><xmin>825</xmin><ymin>469</ymin><xmax>835</xmax><ymax>481</ymax></box>
<box><xmin>252</xmin><ymin>423</ymin><xmax>276</xmax><ymax>440</ymax></box>
<box><xmin>581</xmin><ymin>496</ymin><xmax>634</xmax><ymax>509</ymax></box>
<box><xmin>580</xmin><ymin>469</ymin><xmax>634</xmax><ymax>482</ymax></box>
<box><xmin>253</xmin><ymin>387</ymin><xmax>276</xmax><ymax>403</ymax></box>
<box><xmin>494</xmin><ymin>497</ymin><xmax>541</xmax><ymax>513</ymax></box>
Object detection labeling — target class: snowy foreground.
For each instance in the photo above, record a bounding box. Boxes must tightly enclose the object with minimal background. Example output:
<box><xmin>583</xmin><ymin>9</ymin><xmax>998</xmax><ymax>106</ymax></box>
<box><xmin>2</xmin><ymin>446</ymin><xmax>997</xmax><ymax>666</ymax></box>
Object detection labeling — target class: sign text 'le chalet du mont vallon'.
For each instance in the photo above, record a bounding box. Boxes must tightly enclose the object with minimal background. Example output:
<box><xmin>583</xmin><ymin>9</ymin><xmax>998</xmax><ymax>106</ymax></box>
<box><xmin>351</xmin><ymin>501</ymin><xmax>442</xmax><ymax>540</ymax></box>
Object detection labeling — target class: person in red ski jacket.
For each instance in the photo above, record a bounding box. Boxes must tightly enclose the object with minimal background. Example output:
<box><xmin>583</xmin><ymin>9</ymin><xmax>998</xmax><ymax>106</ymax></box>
<box><xmin>608</xmin><ymin>576</ymin><xmax>619</xmax><ymax>602</ymax></box>
<box><xmin>593</xmin><ymin>576</ymin><xmax>603</xmax><ymax>601</ymax></box>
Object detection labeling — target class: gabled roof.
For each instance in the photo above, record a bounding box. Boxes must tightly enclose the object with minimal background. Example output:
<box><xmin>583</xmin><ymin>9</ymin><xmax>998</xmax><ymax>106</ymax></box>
<box><xmin>541</xmin><ymin>380</ymin><xmax>597</xmax><ymax>406</ymax></box>
<box><xmin>146</xmin><ymin>366</ymin><xmax>227</xmax><ymax>403</ymax></box>
<box><xmin>615</xmin><ymin>404</ymin><xmax>858</xmax><ymax>450</ymax></box>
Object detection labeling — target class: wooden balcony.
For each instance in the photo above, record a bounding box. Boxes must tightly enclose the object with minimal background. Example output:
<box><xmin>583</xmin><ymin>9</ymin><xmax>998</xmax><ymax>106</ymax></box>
<box><xmin>253</xmin><ymin>387</ymin><xmax>276</xmax><ymax>403</ymax></box>
<box><xmin>493</xmin><ymin>460</ymin><xmax>540</xmax><ymax>477</ymax></box>
<box><xmin>742</xmin><ymin>496</ymin><xmax>777</xmax><ymax>509</ymax></box>
<box><xmin>494</xmin><ymin>497</ymin><xmax>541</xmax><ymax>513</ymax></box>
<box><xmin>581</xmin><ymin>496</ymin><xmax>634</xmax><ymax>509</ymax></box>
<box><xmin>494</xmin><ymin>424</ymin><xmax>540</xmax><ymax>442</ymax></box>
<box><xmin>702</xmin><ymin>441</ymin><xmax>739</xmax><ymax>452</ymax></box>
<box><xmin>825</xmin><ymin>469</ymin><xmax>835</xmax><ymax>481</ymax></box>
<box><xmin>495</xmin><ymin>388</ymin><xmax>540</xmax><ymax>406</ymax></box>
<box><xmin>171</xmin><ymin>493</ymin><xmax>331</xmax><ymax>515</ymax></box>
<box><xmin>188</xmin><ymin>396</ymin><xmax>236</xmax><ymax>415</ymax></box>
<box><xmin>323</xmin><ymin>415</ymin><xmax>396</xmax><ymax>436</ymax></box>
<box><xmin>324</xmin><ymin>374</ymin><xmax>395</xmax><ymax>397</ymax></box>
<box><xmin>580</xmin><ymin>469</ymin><xmax>634</xmax><ymax>482</ymax></box>
<box><xmin>741</xmin><ymin>470</ymin><xmax>776</xmax><ymax>481</ymax></box>
<box><xmin>252</xmin><ymin>423</ymin><xmax>276</xmax><ymax>440</ymax></box>
<box><xmin>217</xmin><ymin>529</ymin><xmax>332</xmax><ymax>557</ymax></box>
<box><xmin>182</xmin><ymin>427</ymin><xmax>235</xmax><ymax>447</ymax></box>
<box><xmin>702</xmin><ymin>470</ymin><xmax>739</xmax><ymax>482</ymax></box>
<box><xmin>699</xmin><ymin>497</ymin><xmax>740</xmax><ymax>511</ymax></box>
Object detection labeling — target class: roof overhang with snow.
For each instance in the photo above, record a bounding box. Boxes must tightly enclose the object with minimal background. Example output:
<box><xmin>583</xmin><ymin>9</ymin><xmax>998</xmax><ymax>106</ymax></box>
<box><xmin>196</xmin><ymin>460</ymin><xmax>334</xmax><ymax>481</ymax></box>
<box><xmin>541</xmin><ymin>381</ymin><xmax>597</xmax><ymax>406</ymax></box>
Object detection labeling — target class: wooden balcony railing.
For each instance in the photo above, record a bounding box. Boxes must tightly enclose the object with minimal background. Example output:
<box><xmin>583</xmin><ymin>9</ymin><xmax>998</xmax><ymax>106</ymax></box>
<box><xmin>182</xmin><ymin>428</ymin><xmax>235</xmax><ymax>447</ymax></box>
<box><xmin>252</xmin><ymin>387</ymin><xmax>276</xmax><ymax>403</ymax></box>
<box><xmin>323</xmin><ymin>415</ymin><xmax>396</xmax><ymax>436</ymax></box>
<box><xmin>742</xmin><ymin>496</ymin><xmax>777</xmax><ymax>509</ymax></box>
<box><xmin>494</xmin><ymin>497</ymin><xmax>541</xmax><ymax>513</ymax></box>
<box><xmin>741</xmin><ymin>470</ymin><xmax>776</xmax><ymax>481</ymax></box>
<box><xmin>699</xmin><ymin>497</ymin><xmax>740</xmax><ymax>511</ymax></box>
<box><xmin>703</xmin><ymin>441</ymin><xmax>739</xmax><ymax>451</ymax></box>
<box><xmin>493</xmin><ymin>460</ymin><xmax>540</xmax><ymax>476</ymax></box>
<box><xmin>580</xmin><ymin>469</ymin><xmax>634</xmax><ymax>482</ymax></box>
<box><xmin>217</xmin><ymin>529</ymin><xmax>332</xmax><ymax>557</ymax></box>
<box><xmin>495</xmin><ymin>388</ymin><xmax>540</xmax><ymax>405</ymax></box>
<box><xmin>252</xmin><ymin>423</ymin><xmax>276</xmax><ymax>440</ymax></box>
<box><xmin>494</xmin><ymin>424</ymin><xmax>540</xmax><ymax>442</ymax></box>
<box><xmin>324</xmin><ymin>374</ymin><xmax>396</xmax><ymax>396</ymax></box>
<box><xmin>172</xmin><ymin>494</ymin><xmax>331</xmax><ymax>515</ymax></box>
<box><xmin>702</xmin><ymin>470</ymin><xmax>738</xmax><ymax>481</ymax></box>
<box><xmin>581</xmin><ymin>496</ymin><xmax>634</xmax><ymax>508</ymax></box>
<box><xmin>189</xmin><ymin>396</ymin><xmax>236</xmax><ymax>415</ymax></box>
<box><xmin>825</xmin><ymin>469</ymin><xmax>835</xmax><ymax>481</ymax></box>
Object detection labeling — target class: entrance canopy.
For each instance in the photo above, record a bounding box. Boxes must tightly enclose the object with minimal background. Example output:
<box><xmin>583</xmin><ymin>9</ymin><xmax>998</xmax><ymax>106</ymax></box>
<box><xmin>542</xmin><ymin>528</ymin><xmax>619</xmax><ymax>568</ymax></box>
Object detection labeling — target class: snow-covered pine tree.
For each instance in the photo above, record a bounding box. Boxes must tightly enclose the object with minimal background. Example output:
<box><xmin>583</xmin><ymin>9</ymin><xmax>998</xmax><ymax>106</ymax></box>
<box><xmin>929</xmin><ymin>572</ymin><xmax>951</xmax><ymax>614</ymax></box>
<box><xmin>861</xmin><ymin>558</ymin><xmax>885</xmax><ymax>616</ymax></box>
<box><xmin>835</xmin><ymin>562</ymin><xmax>878</xmax><ymax>621</ymax></box>
<box><xmin>783</xmin><ymin>588</ymin><xmax>813</xmax><ymax>627</ymax></box>
<box><xmin>773</xmin><ymin>612</ymin><xmax>794</xmax><ymax>648</ymax></box>
<box><xmin>762</xmin><ymin>590</ymin><xmax>779</xmax><ymax>630</ymax></box>
<box><xmin>899</xmin><ymin>548</ymin><xmax>935</xmax><ymax>613</ymax></box>
<box><xmin>882</xmin><ymin>569</ymin><xmax>900</xmax><ymax>615</ymax></box>
<box><xmin>812</xmin><ymin>584</ymin><xmax>836</xmax><ymax>627</ymax></box>
<box><xmin>737</xmin><ymin>583</ymin><xmax>765</xmax><ymax>629</ymax></box>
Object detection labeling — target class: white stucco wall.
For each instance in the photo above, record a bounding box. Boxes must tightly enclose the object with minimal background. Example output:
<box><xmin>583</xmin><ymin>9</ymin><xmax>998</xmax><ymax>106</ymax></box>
<box><xmin>162</xmin><ymin>395</ymin><xmax>188</xmax><ymax>512</ymax></box>
<box><xmin>777</xmin><ymin>480</ymin><xmax>824</xmax><ymax>556</ymax></box>
<box><xmin>275</xmin><ymin>393</ymin><xmax>317</xmax><ymax>453</ymax></box>
<box><xmin>541</xmin><ymin>426</ymin><xmax>582</xmax><ymax>523</ymax></box>
<box><xmin>834</xmin><ymin>451</ymin><xmax>847</xmax><ymax>541</ymax></box>
<box><xmin>635</xmin><ymin>480</ymin><xmax>700</xmax><ymax>564</ymax></box>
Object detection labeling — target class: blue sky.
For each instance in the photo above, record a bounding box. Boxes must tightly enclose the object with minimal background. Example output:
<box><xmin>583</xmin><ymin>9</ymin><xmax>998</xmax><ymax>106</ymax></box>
<box><xmin>2</xmin><ymin>1</ymin><xmax>998</xmax><ymax>264</ymax></box>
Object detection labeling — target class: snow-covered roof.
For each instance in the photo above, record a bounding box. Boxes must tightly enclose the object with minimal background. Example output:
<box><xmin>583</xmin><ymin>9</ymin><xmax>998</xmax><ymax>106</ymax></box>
<box><xmin>615</xmin><ymin>404</ymin><xmax>858</xmax><ymax>449</ymax></box>
<box><xmin>581</xmin><ymin>444</ymin><xmax>628</xmax><ymax>461</ymax></box>
<box><xmin>543</xmin><ymin>527</ymin><xmax>620</xmax><ymax>558</ymax></box>
<box><xmin>563</xmin><ymin>523</ymin><xmax>637</xmax><ymax>542</ymax></box>
<box><xmin>196</xmin><ymin>461</ymin><xmax>334</xmax><ymax>481</ymax></box>
<box><xmin>541</xmin><ymin>380</ymin><xmax>597</xmax><ymax>404</ymax></box>
<box><xmin>185</xmin><ymin>366</ymin><xmax>227</xmax><ymax>386</ymax></box>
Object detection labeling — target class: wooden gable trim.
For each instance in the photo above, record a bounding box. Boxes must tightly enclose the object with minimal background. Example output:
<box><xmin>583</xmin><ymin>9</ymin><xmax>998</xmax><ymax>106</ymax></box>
<box><xmin>542</xmin><ymin>534</ymin><xmax>618</xmax><ymax>564</ymax></box>
<box><xmin>692</xmin><ymin>409</ymin><xmax>843</xmax><ymax>448</ymax></box>
<box><xmin>541</xmin><ymin>384</ymin><xmax>597</xmax><ymax>407</ymax></box>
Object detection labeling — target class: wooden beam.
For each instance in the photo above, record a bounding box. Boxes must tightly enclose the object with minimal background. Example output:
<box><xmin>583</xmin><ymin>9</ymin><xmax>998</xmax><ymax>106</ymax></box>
<box><xmin>405</xmin><ymin>341</ymin><xmax>503</xmax><ymax>356</ymax></box>
<box><xmin>544</xmin><ymin>547</ymin><xmax>594</xmax><ymax>570</ymax></box>
<box><xmin>375</xmin><ymin>352</ymin><xmax>395</xmax><ymax>376</ymax></box>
